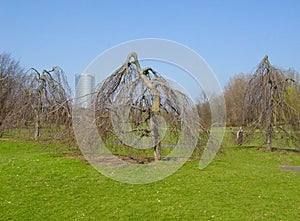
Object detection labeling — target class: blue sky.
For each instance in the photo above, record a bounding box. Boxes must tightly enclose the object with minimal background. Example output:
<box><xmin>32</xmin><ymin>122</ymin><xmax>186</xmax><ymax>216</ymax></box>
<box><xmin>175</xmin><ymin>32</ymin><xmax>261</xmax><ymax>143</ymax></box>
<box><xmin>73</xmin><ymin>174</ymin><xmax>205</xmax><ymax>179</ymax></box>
<box><xmin>1</xmin><ymin>0</ymin><xmax>299</xmax><ymax>96</ymax></box>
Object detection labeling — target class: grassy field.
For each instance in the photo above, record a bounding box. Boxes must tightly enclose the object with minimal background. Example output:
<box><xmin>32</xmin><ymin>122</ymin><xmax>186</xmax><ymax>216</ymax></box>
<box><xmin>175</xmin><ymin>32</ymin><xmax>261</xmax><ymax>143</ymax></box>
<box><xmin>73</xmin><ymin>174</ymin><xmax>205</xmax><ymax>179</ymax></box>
<box><xmin>0</xmin><ymin>139</ymin><xmax>299</xmax><ymax>220</ymax></box>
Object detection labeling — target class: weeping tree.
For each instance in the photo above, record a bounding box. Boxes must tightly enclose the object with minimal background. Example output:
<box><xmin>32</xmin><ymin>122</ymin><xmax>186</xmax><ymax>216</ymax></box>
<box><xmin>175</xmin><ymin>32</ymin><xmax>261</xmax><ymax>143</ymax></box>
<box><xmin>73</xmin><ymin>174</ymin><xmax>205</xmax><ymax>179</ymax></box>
<box><xmin>95</xmin><ymin>52</ymin><xmax>201</xmax><ymax>161</ymax></box>
<box><xmin>243</xmin><ymin>55</ymin><xmax>300</xmax><ymax>150</ymax></box>
<box><xmin>27</xmin><ymin>67</ymin><xmax>72</xmax><ymax>140</ymax></box>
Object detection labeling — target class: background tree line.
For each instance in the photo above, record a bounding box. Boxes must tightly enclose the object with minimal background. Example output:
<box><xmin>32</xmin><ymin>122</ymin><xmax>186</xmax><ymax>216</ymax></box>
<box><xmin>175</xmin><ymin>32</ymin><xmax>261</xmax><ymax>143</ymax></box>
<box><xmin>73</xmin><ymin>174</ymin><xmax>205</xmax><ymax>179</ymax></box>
<box><xmin>1</xmin><ymin>52</ymin><xmax>299</xmax><ymax>151</ymax></box>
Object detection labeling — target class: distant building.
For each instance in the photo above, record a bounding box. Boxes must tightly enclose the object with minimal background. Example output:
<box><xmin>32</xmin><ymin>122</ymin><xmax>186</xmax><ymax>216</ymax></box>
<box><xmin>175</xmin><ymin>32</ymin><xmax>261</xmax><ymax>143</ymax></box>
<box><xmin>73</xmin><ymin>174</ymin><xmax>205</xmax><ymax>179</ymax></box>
<box><xmin>75</xmin><ymin>74</ymin><xmax>95</xmax><ymax>107</ymax></box>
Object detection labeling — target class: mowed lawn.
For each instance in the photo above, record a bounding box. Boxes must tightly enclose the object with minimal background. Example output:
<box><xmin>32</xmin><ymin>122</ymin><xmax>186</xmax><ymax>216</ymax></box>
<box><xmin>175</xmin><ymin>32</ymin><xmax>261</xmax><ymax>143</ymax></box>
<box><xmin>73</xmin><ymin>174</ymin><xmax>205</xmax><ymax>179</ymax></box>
<box><xmin>0</xmin><ymin>140</ymin><xmax>299</xmax><ymax>220</ymax></box>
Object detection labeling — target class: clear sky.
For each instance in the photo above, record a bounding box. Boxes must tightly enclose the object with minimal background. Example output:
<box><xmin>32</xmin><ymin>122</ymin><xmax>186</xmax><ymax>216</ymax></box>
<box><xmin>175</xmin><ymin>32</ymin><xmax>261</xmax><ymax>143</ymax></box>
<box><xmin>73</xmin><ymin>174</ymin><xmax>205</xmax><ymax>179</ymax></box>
<box><xmin>1</xmin><ymin>0</ymin><xmax>299</xmax><ymax>95</ymax></box>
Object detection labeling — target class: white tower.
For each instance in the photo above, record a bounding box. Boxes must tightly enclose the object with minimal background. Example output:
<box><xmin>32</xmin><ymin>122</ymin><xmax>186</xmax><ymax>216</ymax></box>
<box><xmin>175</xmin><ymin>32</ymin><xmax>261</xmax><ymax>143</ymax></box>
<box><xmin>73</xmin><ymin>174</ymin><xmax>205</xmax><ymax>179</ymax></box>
<box><xmin>75</xmin><ymin>74</ymin><xmax>95</xmax><ymax>107</ymax></box>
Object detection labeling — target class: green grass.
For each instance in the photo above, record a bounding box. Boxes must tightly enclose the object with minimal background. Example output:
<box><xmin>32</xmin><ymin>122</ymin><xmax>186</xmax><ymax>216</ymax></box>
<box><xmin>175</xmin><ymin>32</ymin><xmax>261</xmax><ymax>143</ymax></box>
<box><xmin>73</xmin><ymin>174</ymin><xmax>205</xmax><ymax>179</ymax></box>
<box><xmin>0</xmin><ymin>139</ymin><xmax>299</xmax><ymax>220</ymax></box>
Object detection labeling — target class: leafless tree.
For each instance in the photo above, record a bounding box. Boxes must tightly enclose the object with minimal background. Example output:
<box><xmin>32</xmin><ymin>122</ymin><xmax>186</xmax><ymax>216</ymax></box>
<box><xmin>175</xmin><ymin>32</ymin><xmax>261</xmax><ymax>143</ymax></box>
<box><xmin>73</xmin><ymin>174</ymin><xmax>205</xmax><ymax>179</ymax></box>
<box><xmin>224</xmin><ymin>73</ymin><xmax>251</xmax><ymax>126</ymax></box>
<box><xmin>0</xmin><ymin>53</ymin><xmax>24</xmax><ymax>137</ymax></box>
<box><xmin>243</xmin><ymin>55</ymin><xmax>300</xmax><ymax>150</ymax></box>
<box><xmin>196</xmin><ymin>91</ymin><xmax>211</xmax><ymax>130</ymax></box>
<box><xmin>26</xmin><ymin>67</ymin><xmax>72</xmax><ymax>140</ymax></box>
<box><xmin>94</xmin><ymin>52</ymin><xmax>200</xmax><ymax>161</ymax></box>
<box><xmin>1</xmin><ymin>52</ymin><xmax>73</xmax><ymax>141</ymax></box>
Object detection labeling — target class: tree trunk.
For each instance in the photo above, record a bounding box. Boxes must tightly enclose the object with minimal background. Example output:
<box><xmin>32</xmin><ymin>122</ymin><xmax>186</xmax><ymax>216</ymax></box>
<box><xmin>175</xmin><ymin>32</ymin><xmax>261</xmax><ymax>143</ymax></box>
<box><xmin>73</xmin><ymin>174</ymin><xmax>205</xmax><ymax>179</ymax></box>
<box><xmin>266</xmin><ymin>136</ymin><xmax>272</xmax><ymax>151</ymax></box>
<box><xmin>266</xmin><ymin>81</ymin><xmax>273</xmax><ymax>151</ymax></box>
<box><xmin>34</xmin><ymin>96</ymin><xmax>42</xmax><ymax>140</ymax></box>
<box><xmin>0</xmin><ymin>121</ymin><xmax>3</xmax><ymax>138</ymax></box>
<box><xmin>154</xmin><ymin>143</ymin><xmax>161</xmax><ymax>161</ymax></box>
<box><xmin>151</xmin><ymin>113</ymin><xmax>161</xmax><ymax>161</ymax></box>
<box><xmin>34</xmin><ymin>112</ymin><xmax>41</xmax><ymax>140</ymax></box>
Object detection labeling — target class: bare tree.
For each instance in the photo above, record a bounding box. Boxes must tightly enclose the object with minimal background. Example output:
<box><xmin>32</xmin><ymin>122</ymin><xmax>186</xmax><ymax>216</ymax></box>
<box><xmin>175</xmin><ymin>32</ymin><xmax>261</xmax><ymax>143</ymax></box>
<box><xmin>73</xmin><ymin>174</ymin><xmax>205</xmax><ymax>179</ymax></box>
<box><xmin>0</xmin><ymin>53</ymin><xmax>24</xmax><ymax>137</ymax></box>
<box><xmin>26</xmin><ymin>67</ymin><xmax>72</xmax><ymax>140</ymax></box>
<box><xmin>243</xmin><ymin>55</ymin><xmax>300</xmax><ymax>150</ymax></box>
<box><xmin>196</xmin><ymin>91</ymin><xmax>211</xmax><ymax>130</ymax></box>
<box><xmin>94</xmin><ymin>52</ymin><xmax>200</xmax><ymax>161</ymax></box>
<box><xmin>0</xmin><ymin>52</ymin><xmax>73</xmax><ymax>141</ymax></box>
<box><xmin>224</xmin><ymin>73</ymin><xmax>250</xmax><ymax>126</ymax></box>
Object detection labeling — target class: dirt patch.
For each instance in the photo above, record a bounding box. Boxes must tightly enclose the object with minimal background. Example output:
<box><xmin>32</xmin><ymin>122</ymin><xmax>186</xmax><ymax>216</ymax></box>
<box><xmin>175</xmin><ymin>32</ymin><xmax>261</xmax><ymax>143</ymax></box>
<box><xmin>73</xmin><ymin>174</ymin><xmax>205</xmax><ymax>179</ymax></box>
<box><xmin>280</xmin><ymin>165</ymin><xmax>300</xmax><ymax>171</ymax></box>
<box><xmin>65</xmin><ymin>153</ymin><xmax>193</xmax><ymax>168</ymax></box>
<box><xmin>65</xmin><ymin>153</ymin><xmax>155</xmax><ymax>165</ymax></box>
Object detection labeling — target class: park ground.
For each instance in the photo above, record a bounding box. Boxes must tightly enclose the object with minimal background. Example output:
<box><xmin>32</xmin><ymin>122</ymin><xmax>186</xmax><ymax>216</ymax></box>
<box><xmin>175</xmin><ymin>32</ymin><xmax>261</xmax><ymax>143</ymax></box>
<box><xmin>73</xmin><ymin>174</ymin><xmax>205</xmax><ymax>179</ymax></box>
<box><xmin>0</xmin><ymin>138</ymin><xmax>300</xmax><ymax>220</ymax></box>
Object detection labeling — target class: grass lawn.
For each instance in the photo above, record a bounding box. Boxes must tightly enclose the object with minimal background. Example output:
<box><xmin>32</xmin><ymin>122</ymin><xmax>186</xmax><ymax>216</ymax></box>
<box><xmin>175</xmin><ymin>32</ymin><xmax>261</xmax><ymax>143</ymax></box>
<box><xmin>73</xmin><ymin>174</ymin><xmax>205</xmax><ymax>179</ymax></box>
<box><xmin>0</xmin><ymin>139</ymin><xmax>299</xmax><ymax>220</ymax></box>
